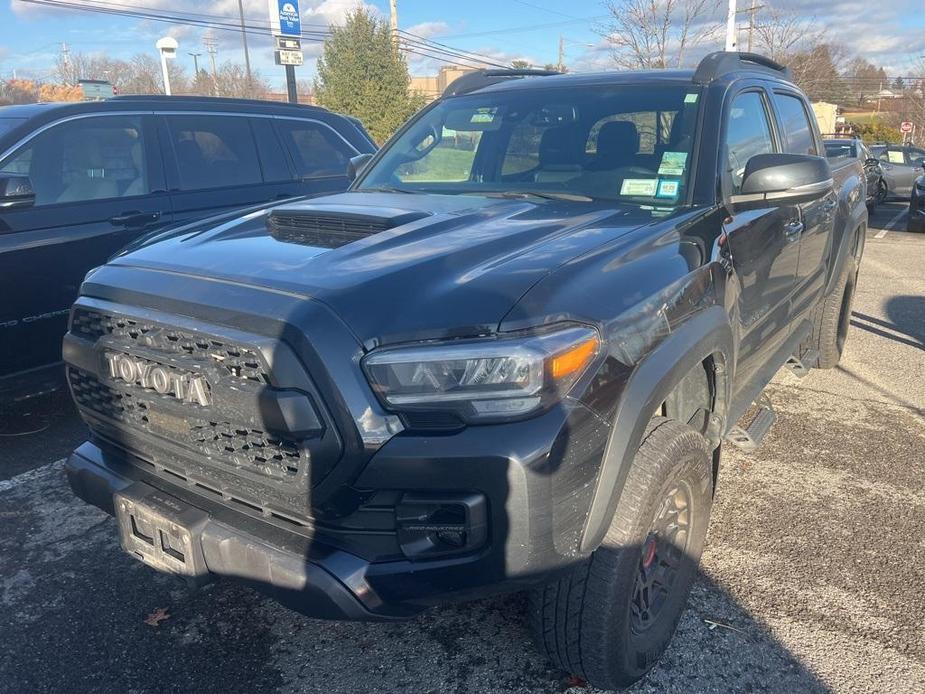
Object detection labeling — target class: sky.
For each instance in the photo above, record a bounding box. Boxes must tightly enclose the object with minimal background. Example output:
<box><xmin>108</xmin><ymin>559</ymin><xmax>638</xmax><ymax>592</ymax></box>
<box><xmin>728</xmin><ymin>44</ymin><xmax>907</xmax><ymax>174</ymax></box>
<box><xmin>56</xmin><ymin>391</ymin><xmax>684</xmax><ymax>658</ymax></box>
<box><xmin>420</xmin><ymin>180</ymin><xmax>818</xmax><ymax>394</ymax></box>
<box><xmin>1</xmin><ymin>0</ymin><xmax>925</xmax><ymax>91</ymax></box>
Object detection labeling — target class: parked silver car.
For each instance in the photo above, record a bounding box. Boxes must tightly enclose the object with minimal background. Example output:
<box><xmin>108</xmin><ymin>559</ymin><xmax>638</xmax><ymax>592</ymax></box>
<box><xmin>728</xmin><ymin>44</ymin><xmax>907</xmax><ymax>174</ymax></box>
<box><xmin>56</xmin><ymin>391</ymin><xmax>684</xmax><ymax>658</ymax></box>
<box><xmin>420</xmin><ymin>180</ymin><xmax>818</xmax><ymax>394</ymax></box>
<box><xmin>869</xmin><ymin>144</ymin><xmax>925</xmax><ymax>199</ymax></box>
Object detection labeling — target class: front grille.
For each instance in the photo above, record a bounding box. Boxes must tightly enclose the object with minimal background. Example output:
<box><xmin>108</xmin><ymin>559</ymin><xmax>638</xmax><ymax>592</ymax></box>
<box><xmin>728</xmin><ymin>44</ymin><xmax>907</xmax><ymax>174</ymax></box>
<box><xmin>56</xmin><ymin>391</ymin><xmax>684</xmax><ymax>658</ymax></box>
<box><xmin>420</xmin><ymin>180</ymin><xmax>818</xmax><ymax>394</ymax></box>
<box><xmin>71</xmin><ymin>309</ymin><xmax>269</xmax><ymax>384</ymax></box>
<box><xmin>69</xmin><ymin>369</ymin><xmax>306</xmax><ymax>482</ymax></box>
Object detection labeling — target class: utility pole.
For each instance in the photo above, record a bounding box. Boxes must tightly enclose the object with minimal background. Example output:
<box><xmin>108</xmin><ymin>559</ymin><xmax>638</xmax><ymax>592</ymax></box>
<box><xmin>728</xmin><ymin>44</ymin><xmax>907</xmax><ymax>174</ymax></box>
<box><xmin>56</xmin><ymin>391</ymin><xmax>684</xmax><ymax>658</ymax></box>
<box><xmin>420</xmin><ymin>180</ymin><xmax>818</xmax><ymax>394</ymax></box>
<box><xmin>188</xmin><ymin>52</ymin><xmax>202</xmax><ymax>75</ymax></box>
<box><xmin>746</xmin><ymin>0</ymin><xmax>757</xmax><ymax>53</ymax></box>
<box><xmin>558</xmin><ymin>36</ymin><xmax>564</xmax><ymax>73</ymax></box>
<box><xmin>725</xmin><ymin>0</ymin><xmax>738</xmax><ymax>51</ymax></box>
<box><xmin>237</xmin><ymin>0</ymin><xmax>253</xmax><ymax>89</ymax></box>
<box><xmin>389</xmin><ymin>0</ymin><xmax>399</xmax><ymax>50</ymax></box>
<box><xmin>203</xmin><ymin>35</ymin><xmax>218</xmax><ymax>95</ymax></box>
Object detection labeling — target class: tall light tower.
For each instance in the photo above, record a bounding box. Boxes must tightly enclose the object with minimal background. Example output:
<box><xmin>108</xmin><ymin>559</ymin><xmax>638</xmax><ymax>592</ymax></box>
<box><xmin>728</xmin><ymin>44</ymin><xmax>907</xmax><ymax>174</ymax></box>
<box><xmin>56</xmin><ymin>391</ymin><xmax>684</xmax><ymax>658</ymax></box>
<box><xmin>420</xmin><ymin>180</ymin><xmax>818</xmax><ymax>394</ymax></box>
<box><xmin>156</xmin><ymin>37</ymin><xmax>179</xmax><ymax>95</ymax></box>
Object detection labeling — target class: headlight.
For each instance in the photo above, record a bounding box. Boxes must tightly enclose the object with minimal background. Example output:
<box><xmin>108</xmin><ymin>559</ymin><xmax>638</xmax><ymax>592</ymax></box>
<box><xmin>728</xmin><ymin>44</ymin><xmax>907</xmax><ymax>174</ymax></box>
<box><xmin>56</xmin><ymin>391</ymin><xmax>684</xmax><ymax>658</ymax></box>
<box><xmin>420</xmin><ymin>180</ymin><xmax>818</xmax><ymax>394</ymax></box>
<box><xmin>363</xmin><ymin>324</ymin><xmax>600</xmax><ymax>422</ymax></box>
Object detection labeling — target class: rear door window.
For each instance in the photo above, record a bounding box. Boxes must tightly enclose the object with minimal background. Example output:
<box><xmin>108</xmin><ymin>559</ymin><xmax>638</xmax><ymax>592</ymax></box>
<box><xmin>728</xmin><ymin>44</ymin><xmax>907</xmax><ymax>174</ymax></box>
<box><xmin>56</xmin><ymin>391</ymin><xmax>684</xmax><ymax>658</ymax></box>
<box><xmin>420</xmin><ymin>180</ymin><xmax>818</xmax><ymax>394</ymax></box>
<box><xmin>166</xmin><ymin>115</ymin><xmax>262</xmax><ymax>190</ymax></box>
<box><xmin>275</xmin><ymin>119</ymin><xmax>355</xmax><ymax>179</ymax></box>
<box><xmin>250</xmin><ymin>118</ymin><xmax>292</xmax><ymax>182</ymax></box>
<box><xmin>773</xmin><ymin>93</ymin><xmax>817</xmax><ymax>156</ymax></box>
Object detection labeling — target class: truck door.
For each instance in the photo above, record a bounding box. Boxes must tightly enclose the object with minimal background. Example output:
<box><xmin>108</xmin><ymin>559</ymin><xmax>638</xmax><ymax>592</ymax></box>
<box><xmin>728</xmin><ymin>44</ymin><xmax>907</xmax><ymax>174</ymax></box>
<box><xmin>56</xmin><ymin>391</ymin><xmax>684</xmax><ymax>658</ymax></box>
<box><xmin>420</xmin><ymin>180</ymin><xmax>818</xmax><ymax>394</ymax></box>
<box><xmin>720</xmin><ymin>89</ymin><xmax>801</xmax><ymax>390</ymax></box>
<box><xmin>771</xmin><ymin>90</ymin><xmax>837</xmax><ymax>320</ymax></box>
<box><xmin>0</xmin><ymin>114</ymin><xmax>170</xmax><ymax>382</ymax></box>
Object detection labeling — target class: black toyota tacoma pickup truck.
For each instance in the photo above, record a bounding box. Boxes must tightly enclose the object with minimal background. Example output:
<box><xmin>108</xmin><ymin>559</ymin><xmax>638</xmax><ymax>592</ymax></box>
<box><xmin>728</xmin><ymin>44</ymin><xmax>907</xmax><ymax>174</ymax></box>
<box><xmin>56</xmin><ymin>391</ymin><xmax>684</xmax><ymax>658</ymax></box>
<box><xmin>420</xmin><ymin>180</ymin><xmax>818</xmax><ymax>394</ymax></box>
<box><xmin>63</xmin><ymin>52</ymin><xmax>866</xmax><ymax>690</ymax></box>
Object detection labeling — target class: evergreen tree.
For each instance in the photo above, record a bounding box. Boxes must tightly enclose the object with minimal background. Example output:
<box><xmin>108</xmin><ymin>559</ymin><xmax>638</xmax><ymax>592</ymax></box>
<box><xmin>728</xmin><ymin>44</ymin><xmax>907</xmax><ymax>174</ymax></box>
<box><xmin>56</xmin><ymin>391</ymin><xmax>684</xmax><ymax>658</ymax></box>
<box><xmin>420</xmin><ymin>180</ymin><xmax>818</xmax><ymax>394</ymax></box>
<box><xmin>315</xmin><ymin>9</ymin><xmax>424</xmax><ymax>143</ymax></box>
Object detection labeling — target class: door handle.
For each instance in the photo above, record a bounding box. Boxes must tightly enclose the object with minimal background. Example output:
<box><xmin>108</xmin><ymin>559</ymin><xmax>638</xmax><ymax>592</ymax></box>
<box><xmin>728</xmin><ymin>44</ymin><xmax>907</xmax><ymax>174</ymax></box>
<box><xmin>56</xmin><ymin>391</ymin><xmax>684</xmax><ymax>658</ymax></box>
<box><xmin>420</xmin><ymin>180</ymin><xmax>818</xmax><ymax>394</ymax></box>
<box><xmin>783</xmin><ymin>220</ymin><xmax>804</xmax><ymax>241</ymax></box>
<box><xmin>110</xmin><ymin>211</ymin><xmax>161</xmax><ymax>227</ymax></box>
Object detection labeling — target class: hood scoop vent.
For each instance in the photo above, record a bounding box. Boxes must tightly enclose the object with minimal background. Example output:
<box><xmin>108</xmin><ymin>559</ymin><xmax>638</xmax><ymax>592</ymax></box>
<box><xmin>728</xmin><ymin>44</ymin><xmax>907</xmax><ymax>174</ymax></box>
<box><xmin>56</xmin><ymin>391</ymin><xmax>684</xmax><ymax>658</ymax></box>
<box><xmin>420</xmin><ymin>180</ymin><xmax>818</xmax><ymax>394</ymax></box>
<box><xmin>267</xmin><ymin>205</ymin><xmax>431</xmax><ymax>249</ymax></box>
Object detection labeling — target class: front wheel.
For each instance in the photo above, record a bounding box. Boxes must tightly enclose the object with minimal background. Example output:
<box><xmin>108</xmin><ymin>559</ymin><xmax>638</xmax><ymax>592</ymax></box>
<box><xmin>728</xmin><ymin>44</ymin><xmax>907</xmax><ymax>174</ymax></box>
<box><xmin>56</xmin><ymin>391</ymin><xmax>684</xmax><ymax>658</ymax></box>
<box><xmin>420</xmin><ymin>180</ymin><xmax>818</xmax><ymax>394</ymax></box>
<box><xmin>529</xmin><ymin>418</ymin><xmax>713</xmax><ymax>690</ymax></box>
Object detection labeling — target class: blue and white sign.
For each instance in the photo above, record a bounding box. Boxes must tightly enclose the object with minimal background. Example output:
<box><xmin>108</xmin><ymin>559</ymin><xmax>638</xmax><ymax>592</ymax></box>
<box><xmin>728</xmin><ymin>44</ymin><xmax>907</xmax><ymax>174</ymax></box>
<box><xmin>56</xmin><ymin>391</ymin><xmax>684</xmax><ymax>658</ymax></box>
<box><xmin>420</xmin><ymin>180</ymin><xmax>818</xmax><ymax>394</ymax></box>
<box><xmin>268</xmin><ymin>0</ymin><xmax>301</xmax><ymax>37</ymax></box>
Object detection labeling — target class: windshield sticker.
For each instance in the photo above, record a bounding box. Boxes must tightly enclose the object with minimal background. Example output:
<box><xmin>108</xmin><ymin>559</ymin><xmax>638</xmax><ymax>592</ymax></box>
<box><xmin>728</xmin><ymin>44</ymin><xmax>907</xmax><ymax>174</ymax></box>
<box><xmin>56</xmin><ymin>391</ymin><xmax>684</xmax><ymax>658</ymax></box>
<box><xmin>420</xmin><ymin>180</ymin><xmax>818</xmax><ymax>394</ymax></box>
<box><xmin>684</xmin><ymin>93</ymin><xmax>699</xmax><ymax>104</ymax></box>
<box><xmin>656</xmin><ymin>179</ymin><xmax>680</xmax><ymax>199</ymax></box>
<box><xmin>658</xmin><ymin>151</ymin><xmax>688</xmax><ymax>176</ymax></box>
<box><xmin>620</xmin><ymin>178</ymin><xmax>658</xmax><ymax>197</ymax></box>
<box><xmin>470</xmin><ymin>108</ymin><xmax>498</xmax><ymax>124</ymax></box>
<box><xmin>887</xmin><ymin>150</ymin><xmax>904</xmax><ymax>164</ymax></box>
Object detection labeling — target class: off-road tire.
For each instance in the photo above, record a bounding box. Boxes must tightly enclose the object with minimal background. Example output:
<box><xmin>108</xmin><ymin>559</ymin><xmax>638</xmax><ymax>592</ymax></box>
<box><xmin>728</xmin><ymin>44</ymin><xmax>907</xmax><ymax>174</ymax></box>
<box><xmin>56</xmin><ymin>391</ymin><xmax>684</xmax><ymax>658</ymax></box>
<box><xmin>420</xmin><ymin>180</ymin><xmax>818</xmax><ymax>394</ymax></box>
<box><xmin>529</xmin><ymin>417</ymin><xmax>713</xmax><ymax>691</ymax></box>
<box><xmin>805</xmin><ymin>256</ymin><xmax>858</xmax><ymax>369</ymax></box>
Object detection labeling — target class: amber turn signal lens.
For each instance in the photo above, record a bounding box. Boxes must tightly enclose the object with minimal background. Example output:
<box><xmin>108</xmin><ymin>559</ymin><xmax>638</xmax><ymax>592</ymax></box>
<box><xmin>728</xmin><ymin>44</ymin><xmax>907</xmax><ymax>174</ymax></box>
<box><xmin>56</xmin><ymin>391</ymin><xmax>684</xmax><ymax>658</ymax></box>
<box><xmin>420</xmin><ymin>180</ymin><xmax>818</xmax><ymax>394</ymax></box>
<box><xmin>550</xmin><ymin>336</ymin><xmax>600</xmax><ymax>380</ymax></box>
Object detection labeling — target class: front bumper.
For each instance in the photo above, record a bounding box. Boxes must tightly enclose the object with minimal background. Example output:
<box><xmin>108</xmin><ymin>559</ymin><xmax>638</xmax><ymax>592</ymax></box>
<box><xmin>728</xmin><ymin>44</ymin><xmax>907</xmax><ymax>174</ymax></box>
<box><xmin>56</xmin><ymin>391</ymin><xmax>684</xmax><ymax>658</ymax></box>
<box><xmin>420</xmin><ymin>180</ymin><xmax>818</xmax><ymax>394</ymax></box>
<box><xmin>67</xmin><ymin>392</ymin><xmax>611</xmax><ymax>619</ymax></box>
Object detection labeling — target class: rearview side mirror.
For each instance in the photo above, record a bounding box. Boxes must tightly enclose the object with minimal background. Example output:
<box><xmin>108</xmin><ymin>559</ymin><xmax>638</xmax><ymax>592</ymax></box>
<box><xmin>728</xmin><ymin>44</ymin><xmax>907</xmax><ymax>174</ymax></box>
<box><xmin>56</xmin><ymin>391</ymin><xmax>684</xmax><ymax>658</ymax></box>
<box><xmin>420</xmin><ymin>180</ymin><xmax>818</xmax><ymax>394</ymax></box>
<box><xmin>0</xmin><ymin>174</ymin><xmax>36</xmax><ymax>209</ymax></box>
<box><xmin>729</xmin><ymin>153</ymin><xmax>832</xmax><ymax>210</ymax></box>
<box><xmin>347</xmin><ymin>153</ymin><xmax>374</xmax><ymax>182</ymax></box>
<box><xmin>864</xmin><ymin>157</ymin><xmax>880</xmax><ymax>167</ymax></box>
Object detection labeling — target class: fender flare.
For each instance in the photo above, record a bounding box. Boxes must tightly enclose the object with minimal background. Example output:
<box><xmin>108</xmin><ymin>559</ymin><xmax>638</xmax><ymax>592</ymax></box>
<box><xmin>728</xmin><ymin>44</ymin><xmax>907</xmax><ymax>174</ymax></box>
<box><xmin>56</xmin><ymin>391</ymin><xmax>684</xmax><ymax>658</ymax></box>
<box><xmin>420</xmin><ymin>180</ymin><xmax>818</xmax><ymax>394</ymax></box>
<box><xmin>825</xmin><ymin>204</ymin><xmax>867</xmax><ymax>297</ymax></box>
<box><xmin>579</xmin><ymin>305</ymin><xmax>734</xmax><ymax>552</ymax></box>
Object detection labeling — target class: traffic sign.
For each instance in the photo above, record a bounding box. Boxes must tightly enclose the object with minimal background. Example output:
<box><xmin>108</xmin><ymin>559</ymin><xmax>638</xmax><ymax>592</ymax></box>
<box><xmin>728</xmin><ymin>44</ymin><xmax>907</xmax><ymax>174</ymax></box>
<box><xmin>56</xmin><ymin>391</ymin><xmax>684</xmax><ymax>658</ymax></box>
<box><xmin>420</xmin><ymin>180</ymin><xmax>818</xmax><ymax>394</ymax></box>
<box><xmin>901</xmin><ymin>121</ymin><xmax>914</xmax><ymax>133</ymax></box>
<box><xmin>275</xmin><ymin>49</ymin><xmax>304</xmax><ymax>66</ymax></box>
<box><xmin>275</xmin><ymin>36</ymin><xmax>301</xmax><ymax>50</ymax></box>
<box><xmin>268</xmin><ymin>0</ymin><xmax>301</xmax><ymax>38</ymax></box>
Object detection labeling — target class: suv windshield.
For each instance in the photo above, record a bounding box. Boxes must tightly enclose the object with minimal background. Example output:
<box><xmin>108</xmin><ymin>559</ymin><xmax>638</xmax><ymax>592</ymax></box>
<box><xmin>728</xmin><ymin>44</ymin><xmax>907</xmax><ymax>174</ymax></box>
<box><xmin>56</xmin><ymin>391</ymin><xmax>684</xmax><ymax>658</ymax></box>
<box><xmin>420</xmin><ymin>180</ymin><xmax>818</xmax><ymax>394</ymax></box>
<box><xmin>357</xmin><ymin>84</ymin><xmax>702</xmax><ymax>205</ymax></box>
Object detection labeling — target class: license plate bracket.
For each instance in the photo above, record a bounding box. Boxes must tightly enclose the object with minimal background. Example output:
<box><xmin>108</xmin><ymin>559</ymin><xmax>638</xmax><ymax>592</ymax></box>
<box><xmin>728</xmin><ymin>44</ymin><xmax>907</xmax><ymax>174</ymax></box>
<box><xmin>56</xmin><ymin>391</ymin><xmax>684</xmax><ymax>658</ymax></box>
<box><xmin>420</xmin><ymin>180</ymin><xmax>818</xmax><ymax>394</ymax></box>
<box><xmin>115</xmin><ymin>482</ymin><xmax>210</xmax><ymax>581</ymax></box>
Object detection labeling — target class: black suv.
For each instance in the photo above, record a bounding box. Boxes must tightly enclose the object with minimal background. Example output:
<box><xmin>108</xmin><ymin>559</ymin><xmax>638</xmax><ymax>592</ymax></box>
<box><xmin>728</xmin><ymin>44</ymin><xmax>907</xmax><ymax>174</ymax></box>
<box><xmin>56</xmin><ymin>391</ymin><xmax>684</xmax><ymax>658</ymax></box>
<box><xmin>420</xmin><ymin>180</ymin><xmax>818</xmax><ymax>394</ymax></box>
<box><xmin>0</xmin><ymin>96</ymin><xmax>375</xmax><ymax>400</ymax></box>
<box><xmin>63</xmin><ymin>53</ymin><xmax>866</xmax><ymax>690</ymax></box>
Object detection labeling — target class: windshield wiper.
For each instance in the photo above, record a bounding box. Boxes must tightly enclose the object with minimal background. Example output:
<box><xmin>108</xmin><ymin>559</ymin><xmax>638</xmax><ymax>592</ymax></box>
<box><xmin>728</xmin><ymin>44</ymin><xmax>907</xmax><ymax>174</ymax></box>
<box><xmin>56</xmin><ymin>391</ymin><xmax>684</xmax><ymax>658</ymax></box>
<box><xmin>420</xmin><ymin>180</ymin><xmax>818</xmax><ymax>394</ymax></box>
<box><xmin>480</xmin><ymin>190</ymin><xmax>595</xmax><ymax>202</ymax></box>
<box><xmin>362</xmin><ymin>185</ymin><xmax>414</xmax><ymax>194</ymax></box>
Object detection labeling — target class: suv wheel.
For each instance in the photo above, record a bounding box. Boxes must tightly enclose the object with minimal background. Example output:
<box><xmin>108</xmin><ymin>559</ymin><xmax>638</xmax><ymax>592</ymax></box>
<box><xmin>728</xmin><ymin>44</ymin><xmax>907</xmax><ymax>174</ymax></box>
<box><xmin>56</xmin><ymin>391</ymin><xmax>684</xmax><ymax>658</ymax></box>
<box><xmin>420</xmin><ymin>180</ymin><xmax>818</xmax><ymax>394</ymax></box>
<box><xmin>805</xmin><ymin>256</ymin><xmax>858</xmax><ymax>369</ymax></box>
<box><xmin>529</xmin><ymin>417</ymin><xmax>713</xmax><ymax>690</ymax></box>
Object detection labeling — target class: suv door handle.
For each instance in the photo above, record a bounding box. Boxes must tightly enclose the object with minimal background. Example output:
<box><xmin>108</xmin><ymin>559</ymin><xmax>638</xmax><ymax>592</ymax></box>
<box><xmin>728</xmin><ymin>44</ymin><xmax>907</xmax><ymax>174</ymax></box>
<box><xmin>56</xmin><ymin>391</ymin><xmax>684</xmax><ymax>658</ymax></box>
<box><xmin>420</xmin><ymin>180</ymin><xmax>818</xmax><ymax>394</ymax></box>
<box><xmin>110</xmin><ymin>211</ymin><xmax>161</xmax><ymax>227</ymax></box>
<box><xmin>783</xmin><ymin>220</ymin><xmax>804</xmax><ymax>241</ymax></box>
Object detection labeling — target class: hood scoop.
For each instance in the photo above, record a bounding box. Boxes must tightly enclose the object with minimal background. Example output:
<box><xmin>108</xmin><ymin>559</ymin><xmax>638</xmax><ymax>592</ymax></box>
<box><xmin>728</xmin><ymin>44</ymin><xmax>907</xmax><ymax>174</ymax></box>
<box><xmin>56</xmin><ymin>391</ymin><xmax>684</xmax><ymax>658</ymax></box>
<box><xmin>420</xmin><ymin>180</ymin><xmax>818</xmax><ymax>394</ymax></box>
<box><xmin>267</xmin><ymin>204</ymin><xmax>432</xmax><ymax>249</ymax></box>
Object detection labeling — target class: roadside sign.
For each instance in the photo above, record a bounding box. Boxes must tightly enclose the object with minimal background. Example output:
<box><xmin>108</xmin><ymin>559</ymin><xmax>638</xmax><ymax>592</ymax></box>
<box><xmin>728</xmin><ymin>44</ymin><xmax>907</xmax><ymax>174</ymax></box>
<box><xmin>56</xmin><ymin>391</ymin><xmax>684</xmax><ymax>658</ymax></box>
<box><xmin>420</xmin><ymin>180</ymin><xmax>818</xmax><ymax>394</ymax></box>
<box><xmin>275</xmin><ymin>49</ymin><xmax>304</xmax><ymax>66</ymax></box>
<box><xmin>78</xmin><ymin>79</ymin><xmax>114</xmax><ymax>100</ymax></box>
<box><xmin>268</xmin><ymin>0</ymin><xmax>301</xmax><ymax>37</ymax></box>
<box><xmin>275</xmin><ymin>36</ymin><xmax>301</xmax><ymax>50</ymax></box>
<box><xmin>901</xmin><ymin>121</ymin><xmax>914</xmax><ymax>133</ymax></box>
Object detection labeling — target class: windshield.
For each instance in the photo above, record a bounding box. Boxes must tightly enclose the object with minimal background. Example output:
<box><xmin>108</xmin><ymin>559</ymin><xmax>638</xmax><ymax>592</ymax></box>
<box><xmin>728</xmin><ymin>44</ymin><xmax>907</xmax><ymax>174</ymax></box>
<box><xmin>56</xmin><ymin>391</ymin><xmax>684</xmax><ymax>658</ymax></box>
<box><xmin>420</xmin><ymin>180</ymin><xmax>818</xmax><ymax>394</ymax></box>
<box><xmin>0</xmin><ymin>117</ymin><xmax>26</xmax><ymax>137</ymax></box>
<box><xmin>357</xmin><ymin>84</ymin><xmax>702</xmax><ymax>205</ymax></box>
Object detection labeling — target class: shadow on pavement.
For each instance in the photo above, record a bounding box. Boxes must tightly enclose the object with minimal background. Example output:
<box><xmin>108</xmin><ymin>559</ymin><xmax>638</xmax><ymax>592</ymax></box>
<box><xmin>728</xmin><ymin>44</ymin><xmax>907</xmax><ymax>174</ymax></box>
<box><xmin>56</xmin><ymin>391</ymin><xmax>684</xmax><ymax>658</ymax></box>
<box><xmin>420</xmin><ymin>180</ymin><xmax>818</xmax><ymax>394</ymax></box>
<box><xmin>0</xmin><ymin>463</ymin><xmax>829</xmax><ymax>694</ymax></box>
<box><xmin>0</xmin><ymin>388</ymin><xmax>87</xmax><ymax>481</ymax></box>
<box><xmin>851</xmin><ymin>297</ymin><xmax>925</xmax><ymax>352</ymax></box>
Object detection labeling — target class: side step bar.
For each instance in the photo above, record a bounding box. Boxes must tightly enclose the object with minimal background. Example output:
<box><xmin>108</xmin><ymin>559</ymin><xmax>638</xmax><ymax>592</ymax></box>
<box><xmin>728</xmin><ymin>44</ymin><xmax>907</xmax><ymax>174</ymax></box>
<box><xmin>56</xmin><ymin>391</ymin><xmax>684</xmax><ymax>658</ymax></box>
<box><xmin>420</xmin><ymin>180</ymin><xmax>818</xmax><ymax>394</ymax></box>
<box><xmin>785</xmin><ymin>348</ymin><xmax>819</xmax><ymax>378</ymax></box>
<box><xmin>725</xmin><ymin>395</ymin><xmax>776</xmax><ymax>452</ymax></box>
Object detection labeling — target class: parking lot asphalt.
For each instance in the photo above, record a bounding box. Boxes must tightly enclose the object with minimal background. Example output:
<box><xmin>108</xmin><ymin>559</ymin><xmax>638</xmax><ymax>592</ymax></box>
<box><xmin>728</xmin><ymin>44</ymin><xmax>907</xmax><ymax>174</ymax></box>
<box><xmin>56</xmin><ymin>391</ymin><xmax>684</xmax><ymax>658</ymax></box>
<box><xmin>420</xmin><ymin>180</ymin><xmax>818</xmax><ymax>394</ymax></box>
<box><xmin>1</xmin><ymin>202</ymin><xmax>923</xmax><ymax>694</ymax></box>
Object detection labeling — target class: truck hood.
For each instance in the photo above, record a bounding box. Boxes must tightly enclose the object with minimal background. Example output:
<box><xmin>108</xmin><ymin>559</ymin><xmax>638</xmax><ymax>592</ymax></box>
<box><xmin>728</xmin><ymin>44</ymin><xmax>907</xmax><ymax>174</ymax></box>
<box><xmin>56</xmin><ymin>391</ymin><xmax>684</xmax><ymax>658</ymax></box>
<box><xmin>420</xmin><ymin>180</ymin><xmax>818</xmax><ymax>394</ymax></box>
<box><xmin>111</xmin><ymin>191</ymin><xmax>678</xmax><ymax>345</ymax></box>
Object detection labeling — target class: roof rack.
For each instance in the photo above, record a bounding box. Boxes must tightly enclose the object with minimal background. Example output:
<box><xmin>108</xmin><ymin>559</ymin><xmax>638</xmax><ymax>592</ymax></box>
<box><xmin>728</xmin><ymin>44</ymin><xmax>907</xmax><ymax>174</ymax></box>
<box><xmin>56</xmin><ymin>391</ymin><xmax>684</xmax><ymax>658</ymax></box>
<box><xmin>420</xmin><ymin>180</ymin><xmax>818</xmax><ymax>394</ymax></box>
<box><xmin>443</xmin><ymin>68</ymin><xmax>559</xmax><ymax>97</ymax></box>
<box><xmin>108</xmin><ymin>94</ymin><xmax>325</xmax><ymax>110</ymax></box>
<box><xmin>692</xmin><ymin>51</ymin><xmax>791</xmax><ymax>85</ymax></box>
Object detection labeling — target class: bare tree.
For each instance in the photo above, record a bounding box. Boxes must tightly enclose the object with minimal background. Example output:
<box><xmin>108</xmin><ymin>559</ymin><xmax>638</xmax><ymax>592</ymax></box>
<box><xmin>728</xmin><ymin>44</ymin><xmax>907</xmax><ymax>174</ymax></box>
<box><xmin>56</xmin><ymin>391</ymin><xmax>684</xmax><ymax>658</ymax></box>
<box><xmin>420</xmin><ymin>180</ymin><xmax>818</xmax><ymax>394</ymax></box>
<box><xmin>598</xmin><ymin>0</ymin><xmax>721</xmax><ymax>70</ymax></box>
<box><xmin>212</xmin><ymin>61</ymin><xmax>269</xmax><ymax>99</ymax></box>
<box><xmin>751</xmin><ymin>5</ymin><xmax>822</xmax><ymax>63</ymax></box>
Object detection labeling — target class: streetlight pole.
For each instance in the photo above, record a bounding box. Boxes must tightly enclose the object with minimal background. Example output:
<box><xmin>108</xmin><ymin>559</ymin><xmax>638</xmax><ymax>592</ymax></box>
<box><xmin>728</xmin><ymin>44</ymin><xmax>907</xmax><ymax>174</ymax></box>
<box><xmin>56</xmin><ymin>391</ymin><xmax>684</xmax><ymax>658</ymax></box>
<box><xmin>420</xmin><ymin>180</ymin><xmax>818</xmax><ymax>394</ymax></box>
<box><xmin>188</xmin><ymin>52</ymin><xmax>202</xmax><ymax>75</ymax></box>
<box><xmin>725</xmin><ymin>0</ymin><xmax>738</xmax><ymax>51</ymax></box>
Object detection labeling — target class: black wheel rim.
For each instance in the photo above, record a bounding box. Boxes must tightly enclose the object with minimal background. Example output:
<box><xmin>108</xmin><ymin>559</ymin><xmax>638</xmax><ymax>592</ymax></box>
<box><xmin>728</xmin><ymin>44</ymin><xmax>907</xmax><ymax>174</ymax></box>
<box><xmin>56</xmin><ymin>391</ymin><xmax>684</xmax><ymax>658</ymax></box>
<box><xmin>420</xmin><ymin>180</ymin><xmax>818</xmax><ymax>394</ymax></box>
<box><xmin>877</xmin><ymin>181</ymin><xmax>887</xmax><ymax>203</ymax></box>
<box><xmin>630</xmin><ymin>481</ymin><xmax>693</xmax><ymax>634</ymax></box>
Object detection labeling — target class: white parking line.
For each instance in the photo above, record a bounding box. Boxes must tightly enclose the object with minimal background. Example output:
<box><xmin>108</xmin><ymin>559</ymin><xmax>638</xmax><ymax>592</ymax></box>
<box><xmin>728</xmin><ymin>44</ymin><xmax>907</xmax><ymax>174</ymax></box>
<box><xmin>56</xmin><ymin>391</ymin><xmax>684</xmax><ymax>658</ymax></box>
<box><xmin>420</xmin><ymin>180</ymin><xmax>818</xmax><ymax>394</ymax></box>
<box><xmin>0</xmin><ymin>459</ymin><xmax>64</xmax><ymax>493</ymax></box>
<box><xmin>873</xmin><ymin>208</ymin><xmax>908</xmax><ymax>239</ymax></box>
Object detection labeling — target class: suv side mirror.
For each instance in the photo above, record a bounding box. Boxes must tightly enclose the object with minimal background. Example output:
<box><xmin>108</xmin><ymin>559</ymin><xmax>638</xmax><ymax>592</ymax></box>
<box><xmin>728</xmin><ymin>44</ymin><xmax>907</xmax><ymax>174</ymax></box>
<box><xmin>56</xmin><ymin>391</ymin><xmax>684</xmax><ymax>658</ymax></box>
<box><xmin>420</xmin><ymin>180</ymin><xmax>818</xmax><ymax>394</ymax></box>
<box><xmin>864</xmin><ymin>157</ymin><xmax>880</xmax><ymax>167</ymax></box>
<box><xmin>347</xmin><ymin>153</ymin><xmax>374</xmax><ymax>182</ymax></box>
<box><xmin>729</xmin><ymin>153</ymin><xmax>832</xmax><ymax>210</ymax></box>
<box><xmin>0</xmin><ymin>174</ymin><xmax>35</xmax><ymax>209</ymax></box>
